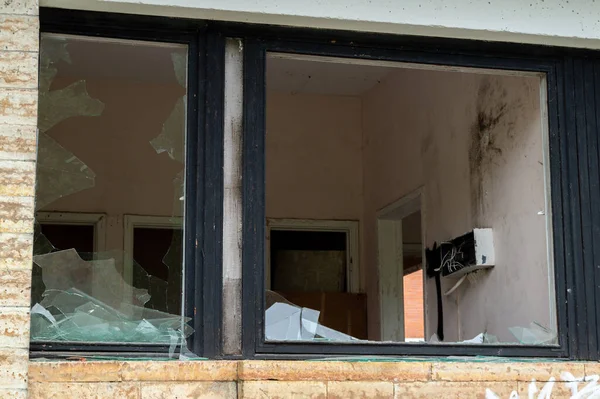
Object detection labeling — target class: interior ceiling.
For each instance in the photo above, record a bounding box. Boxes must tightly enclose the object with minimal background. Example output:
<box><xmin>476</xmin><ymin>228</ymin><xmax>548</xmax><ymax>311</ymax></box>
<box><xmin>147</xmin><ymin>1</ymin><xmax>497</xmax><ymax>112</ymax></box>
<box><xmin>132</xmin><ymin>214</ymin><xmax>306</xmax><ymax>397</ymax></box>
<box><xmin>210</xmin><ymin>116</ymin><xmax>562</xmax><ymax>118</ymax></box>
<box><xmin>55</xmin><ymin>37</ymin><xmax>397</xmax><ymax>95</ymax></box>
<box><xmin>50</xmin><ymin>37</ymin><xmax>515</xmax><ymax>95</ymax></box>
<box><xmin>267</xmin><ymin>55</ymin><xmax>396</xmax><ymax>96</ymax></box>
<box><xmin>51</xmin><ymin>35</ymin><xmax>186</xmax><ymax>83</ymax></box>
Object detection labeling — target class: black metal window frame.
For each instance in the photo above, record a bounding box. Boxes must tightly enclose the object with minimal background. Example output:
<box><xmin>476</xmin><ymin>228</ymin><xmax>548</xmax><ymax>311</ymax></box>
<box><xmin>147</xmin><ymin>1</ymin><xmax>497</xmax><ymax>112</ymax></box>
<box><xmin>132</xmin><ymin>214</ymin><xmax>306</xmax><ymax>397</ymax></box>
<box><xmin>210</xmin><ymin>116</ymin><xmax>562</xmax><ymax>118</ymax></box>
<box><xmin>34</xmin><ymin>8</ymin><xmax>600</xmax><ymax>361</ymax></box>
<box><xmin>33</xmin><ymin>9</ymin><xmax>225</xmax><ymax>359</ymax></box>
<box><xmin>239</xmin><ymin>31</ymin><xmax>600</xmax><ymax>361</ymax></box>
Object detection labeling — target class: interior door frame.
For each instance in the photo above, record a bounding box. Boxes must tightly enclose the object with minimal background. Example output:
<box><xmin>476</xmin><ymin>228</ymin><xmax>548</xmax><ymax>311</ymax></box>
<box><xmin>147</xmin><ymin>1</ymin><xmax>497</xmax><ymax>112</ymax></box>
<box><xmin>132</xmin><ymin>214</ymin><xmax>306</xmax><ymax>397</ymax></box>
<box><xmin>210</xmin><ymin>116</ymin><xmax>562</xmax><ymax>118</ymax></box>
<box><xmin>265</xmin><ymin>218</ymin><xmax>361</xmax><ymax>293</ymax></box>
<box><xmin>36</xmin><ymin>211</ymin><xmax>107</xmax><ymax>253</ymax></box>
<box><xmin>376</xmin><ymin>188</ymin><xmax>425</xmax><ymax>342</ymax></box>
<box><xmin>123</xmin><ymin>214</ymin><xmax>184</xmax><ymax>285</ymax></box>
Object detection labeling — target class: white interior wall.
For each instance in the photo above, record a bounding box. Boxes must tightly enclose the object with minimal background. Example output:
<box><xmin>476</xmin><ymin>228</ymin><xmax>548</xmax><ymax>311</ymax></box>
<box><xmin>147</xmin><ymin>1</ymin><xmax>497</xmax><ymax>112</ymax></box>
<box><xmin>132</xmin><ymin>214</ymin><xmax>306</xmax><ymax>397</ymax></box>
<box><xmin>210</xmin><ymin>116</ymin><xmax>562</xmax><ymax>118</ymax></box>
<box><xmin>362</xmin><ymin>68</ymin><xmax>552</xmax><ymax>342</ymax></box>
<box><xmin>360</xmin><ymin>75</ymin><xmax>424</xmax><ymax>339</ymax></box>
<box><xmin>265</xmin><ymin>92</ymin><xmax>364</xmax><ymax>222</ymax></box>
<box><xmin>43</xmin><ymin>0</ymin><xmax>600</xmax><ymax>49</ymax></box>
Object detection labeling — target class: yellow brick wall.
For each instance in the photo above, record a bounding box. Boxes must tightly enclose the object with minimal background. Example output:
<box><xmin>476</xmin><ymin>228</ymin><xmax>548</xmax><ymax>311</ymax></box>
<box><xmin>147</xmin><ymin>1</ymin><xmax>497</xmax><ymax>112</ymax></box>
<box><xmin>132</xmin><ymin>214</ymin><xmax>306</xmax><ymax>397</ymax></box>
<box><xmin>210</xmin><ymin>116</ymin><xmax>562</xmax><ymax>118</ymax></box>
<box><xmin>0</xmin><ymin>0</ymin><xmax>39</xmax><ymax>398</ymax></box>
<box><xmin>27</xmin><ymin>360</ymin><xmax>600</xmax><ymax>398</ymax></box>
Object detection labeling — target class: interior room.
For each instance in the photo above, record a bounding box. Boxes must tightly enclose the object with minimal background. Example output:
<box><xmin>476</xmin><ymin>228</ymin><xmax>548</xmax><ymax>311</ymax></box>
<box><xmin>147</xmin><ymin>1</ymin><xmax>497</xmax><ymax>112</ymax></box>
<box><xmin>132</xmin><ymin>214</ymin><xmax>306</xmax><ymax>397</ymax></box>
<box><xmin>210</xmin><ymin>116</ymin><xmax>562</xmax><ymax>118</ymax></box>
<box><xmin>264</xmin><ymin>53</ymin><xmax>556</xmax><ymax>345</ymax></box>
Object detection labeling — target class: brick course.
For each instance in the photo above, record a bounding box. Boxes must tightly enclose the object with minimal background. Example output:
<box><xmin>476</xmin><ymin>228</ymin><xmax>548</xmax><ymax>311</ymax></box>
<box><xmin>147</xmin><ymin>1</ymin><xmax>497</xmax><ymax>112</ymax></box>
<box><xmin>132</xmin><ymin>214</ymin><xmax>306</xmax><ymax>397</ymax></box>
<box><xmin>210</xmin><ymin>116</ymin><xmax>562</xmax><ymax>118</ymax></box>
<box><xmin>0</xmin><ymin>1</ymin><xmax>39</xmax><ymax>397</ymax></box>
<box><xmin>27</xmin><ymin>360</ymin><xmax>596</xmax><ymax>398</ymax></box>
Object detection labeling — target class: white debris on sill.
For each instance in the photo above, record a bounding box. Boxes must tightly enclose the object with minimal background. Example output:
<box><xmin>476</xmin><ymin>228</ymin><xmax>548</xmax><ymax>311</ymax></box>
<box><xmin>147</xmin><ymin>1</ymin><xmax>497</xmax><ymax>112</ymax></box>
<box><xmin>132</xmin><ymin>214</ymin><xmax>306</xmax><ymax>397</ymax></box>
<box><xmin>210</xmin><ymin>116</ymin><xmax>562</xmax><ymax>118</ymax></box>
<box><xmin>265</xmin><ymin>301</ymin><xmax>358</xmax><ymax>342</ymax></box>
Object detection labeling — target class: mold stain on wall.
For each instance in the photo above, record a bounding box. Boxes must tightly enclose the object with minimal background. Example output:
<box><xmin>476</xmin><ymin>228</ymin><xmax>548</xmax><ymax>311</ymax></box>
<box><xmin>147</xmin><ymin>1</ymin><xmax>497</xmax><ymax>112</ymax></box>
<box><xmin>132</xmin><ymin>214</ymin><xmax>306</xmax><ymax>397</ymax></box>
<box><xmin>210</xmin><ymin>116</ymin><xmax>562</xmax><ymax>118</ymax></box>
<box><xmin>469</xmin><ymin>77</ymin><xmax>521</xmax><ymax>225</ymax></box>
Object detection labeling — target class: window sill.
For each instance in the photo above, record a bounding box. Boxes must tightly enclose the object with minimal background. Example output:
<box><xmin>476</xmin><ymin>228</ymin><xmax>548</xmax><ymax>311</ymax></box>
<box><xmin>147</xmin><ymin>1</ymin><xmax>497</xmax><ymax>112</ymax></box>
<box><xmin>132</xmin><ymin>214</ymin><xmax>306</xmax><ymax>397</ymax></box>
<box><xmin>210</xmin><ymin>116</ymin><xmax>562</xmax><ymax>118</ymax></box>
<box><xmin>28</xmin><ymin>358</ymin><xmax>596</xmax><ymax>392</ymax></box>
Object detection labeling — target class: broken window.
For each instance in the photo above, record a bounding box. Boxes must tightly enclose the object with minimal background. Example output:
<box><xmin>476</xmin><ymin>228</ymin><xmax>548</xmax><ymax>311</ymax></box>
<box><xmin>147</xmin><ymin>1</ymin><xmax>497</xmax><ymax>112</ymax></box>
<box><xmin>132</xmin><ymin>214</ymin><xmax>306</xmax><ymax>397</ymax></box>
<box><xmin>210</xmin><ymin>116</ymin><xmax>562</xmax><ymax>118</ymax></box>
<box><xmin>31</xmin><ymin>34</ymin><xmax>191</xmax><ymax>349</ymax></box>
<box><xmin>263</xmin><ymin>53</ymin><xmax>557</xmax><ymax>346</ymax></box>
<box><xmin>33</xmin><ymin>11</ymin><xmax>600</xmax><ymax>360</ymax></box>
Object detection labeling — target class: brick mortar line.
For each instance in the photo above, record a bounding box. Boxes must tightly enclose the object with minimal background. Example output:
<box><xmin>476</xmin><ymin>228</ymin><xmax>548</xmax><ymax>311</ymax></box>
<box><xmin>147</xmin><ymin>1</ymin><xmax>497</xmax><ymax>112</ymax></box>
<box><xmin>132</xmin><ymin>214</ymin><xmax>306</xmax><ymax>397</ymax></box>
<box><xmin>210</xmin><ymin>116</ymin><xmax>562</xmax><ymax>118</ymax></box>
<box><xmin>0</xmin><ymin>50</ymin><xmax>39</xmax><ymax>54</ymax></box>
<box><xmin>0</xmin><ymin>304</ymin><xmax>33</xmax><ymax>308</ymax></box>
<box><xmin>28</xmin><ymin>379</ymin><xmax>573</xmax><ymax>383</ymax></box>
<box><xmin>0</xmin><ymin>88</ymin><xmax>39</xmax><ymax>93</ymax></box>
<box><xmin>0</xmin><ymin>270</ymin><xmax>34</xmax><ymax>274</ymax></box>
<box><xmin>0</xmin><ymin>12</ymin><xmax>39</xmax><ymax>17</ymax></box>
<box><xmin>29</xmin><ymin>377</ymin><xmax>574</xmax><ymax>384</ymax></box>
<box><xmin>0</xmin><ymin>123</ymin><xmax>38</xmax><ymax>128</ymax></box>
<box><xmin>0</xmin><ymin>122</ymin><xmax>39</xmax><ymax>128</ymax></box>
<box><xmin>0</xmin><ymin>158</ymin><xmax>36</xmax><ymax>163</ymax></box>
<box><xmin>428</xmin><ymin>363</ymin><xmax>433</xmax><ymax>380</ymax></box>
<box><xmin>0</xmin><ymin>194</ymin><xmax>34</xmax><ymax>198</ymax></box>
<box><xmin>0</xmin><ymin>158</ymin><xmax>37</xmax><ymax>162</ymax></box>
<box><xmin>0</xmin><ymin>87</ymin><xmax>39</xmax><ymax>92</ymax></box>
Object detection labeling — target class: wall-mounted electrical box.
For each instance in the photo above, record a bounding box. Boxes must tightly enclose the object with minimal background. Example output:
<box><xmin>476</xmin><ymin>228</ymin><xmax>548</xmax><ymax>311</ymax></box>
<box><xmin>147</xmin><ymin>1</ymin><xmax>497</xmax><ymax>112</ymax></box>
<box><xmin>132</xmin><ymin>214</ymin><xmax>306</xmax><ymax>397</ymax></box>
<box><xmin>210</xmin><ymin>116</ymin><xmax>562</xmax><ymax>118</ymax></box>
<box><xmin>427</xmin><ymin>228</ymin><xmax>495</xmax><ymax>277</ymax></box>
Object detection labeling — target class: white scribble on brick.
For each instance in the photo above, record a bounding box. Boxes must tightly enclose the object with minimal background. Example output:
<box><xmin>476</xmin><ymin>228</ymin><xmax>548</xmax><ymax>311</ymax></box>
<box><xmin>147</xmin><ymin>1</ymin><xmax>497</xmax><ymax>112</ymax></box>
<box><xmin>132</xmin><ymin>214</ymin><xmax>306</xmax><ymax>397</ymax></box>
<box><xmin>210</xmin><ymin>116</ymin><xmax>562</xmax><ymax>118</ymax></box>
<box><xmin>485</xmin><ymin>373</ymin><xmax>600</xmax><ymax>398</ymax></box>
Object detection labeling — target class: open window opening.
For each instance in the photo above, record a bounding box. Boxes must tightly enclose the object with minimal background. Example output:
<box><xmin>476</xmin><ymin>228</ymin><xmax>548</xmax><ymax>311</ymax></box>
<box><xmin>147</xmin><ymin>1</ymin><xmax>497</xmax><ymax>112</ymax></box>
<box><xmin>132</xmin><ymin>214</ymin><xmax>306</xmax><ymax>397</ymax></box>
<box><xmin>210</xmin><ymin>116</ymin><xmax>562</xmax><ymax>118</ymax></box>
<box><xmin>30</xmin><ymin>33</ymin><xmax>191</xmax><ymax>349</ymax></box>
<box><xmin>263</xmin><ymin>53</ymin><xmax>556</xmax><ymax>346</ymax></box>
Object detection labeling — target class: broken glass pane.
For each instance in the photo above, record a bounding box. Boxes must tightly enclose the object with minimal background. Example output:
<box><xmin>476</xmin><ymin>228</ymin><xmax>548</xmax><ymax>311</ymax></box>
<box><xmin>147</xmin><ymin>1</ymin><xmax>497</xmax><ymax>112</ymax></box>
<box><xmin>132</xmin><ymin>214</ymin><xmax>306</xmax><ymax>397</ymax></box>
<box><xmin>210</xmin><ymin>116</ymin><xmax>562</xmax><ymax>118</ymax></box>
<box><xmin>36</xmin><ymin>35</ymin><xmax>102</xmax><ymax>210</ymax></box>
<box><xmin>31</xmin><ymin>249</ymin><xmax>192</xmax><ymax>344</ymax></box>
<box><xmin>38</xmin><ymin>36</ymin><xmax>104</xmax><ymax>134</ymax></box>
<box><xmin>32</xmin><ymin>34</ymin><xmax>190</xmax><ymax>348</ymax></box>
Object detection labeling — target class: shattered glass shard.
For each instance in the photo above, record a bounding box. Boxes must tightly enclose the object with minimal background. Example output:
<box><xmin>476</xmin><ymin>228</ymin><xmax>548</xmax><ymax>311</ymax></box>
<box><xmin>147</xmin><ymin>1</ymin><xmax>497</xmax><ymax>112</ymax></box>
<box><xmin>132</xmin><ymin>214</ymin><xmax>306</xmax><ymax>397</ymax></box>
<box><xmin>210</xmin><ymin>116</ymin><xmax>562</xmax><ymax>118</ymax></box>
<box><xmin>38</xmin><ymin>80</ymin><xmax>105</xmax><ymax>134</ymax></box>
<box><xmin>30</xmin><ymin>222</ymin><xmax>56</xmax><ymax>306</ymax></box>
<box><xmin>509</xmin><ymin>322</ymin><xmax>557</xmax><ymax>345</ymax></box>
<box><xmin>172</xmin><ymin>52</ymin><xmax>187</xmax><ymax>88</ymax></box>
<box><xmin>161</xmin><ymin>229</ymin><xmax>184</xmax><ymax>315</ymax></box>
<box><xmin>150</xmin><ymin>96</ymin><xmax>186</xmax><ymax>163</ymax></box>
<box><xmin>31</xmin><ymin>249</ymin><xmax>193</xmax><ymax>344</ymax></box>
<box><xmin>33</xmin><ymin>221</ymin><xmax>56</xmax><ymax>256</ymax></box>
<box><xmin>34</xmin><ymin>133</ymin><xmax>96</xmax><ymax>210</ymax></box>
<box><xmin>39</xmin><ymin>36</ymin><xmax>71</xmax><ymax>93</ymax></box>
<box><xmin>34</xmin><ymin>249</ymin><xmax>148</xmax><ymax>315</ymax></box>
<box><xmin>36</xmin><ymin>35</ymin><xmax>102</xmax><ymax>210</ymax></box>
<box><xmin>38</xmin><ymin>35</ymin><xmax>104</xmax><ymax>134</ymax></box>
<box><xmin>150</xmin><ymin>50</ymin><xmax>187</xmax><ymax>163</ymax></box>
<box><xmin>265</xmin><ymin>291</ymin><xmax>358</xmax><ymax>343</ymax></box>
<box><xmin>172</xmin><ymin>170</ymin><xmax>185</xmax><ymax>218</ymax></box>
